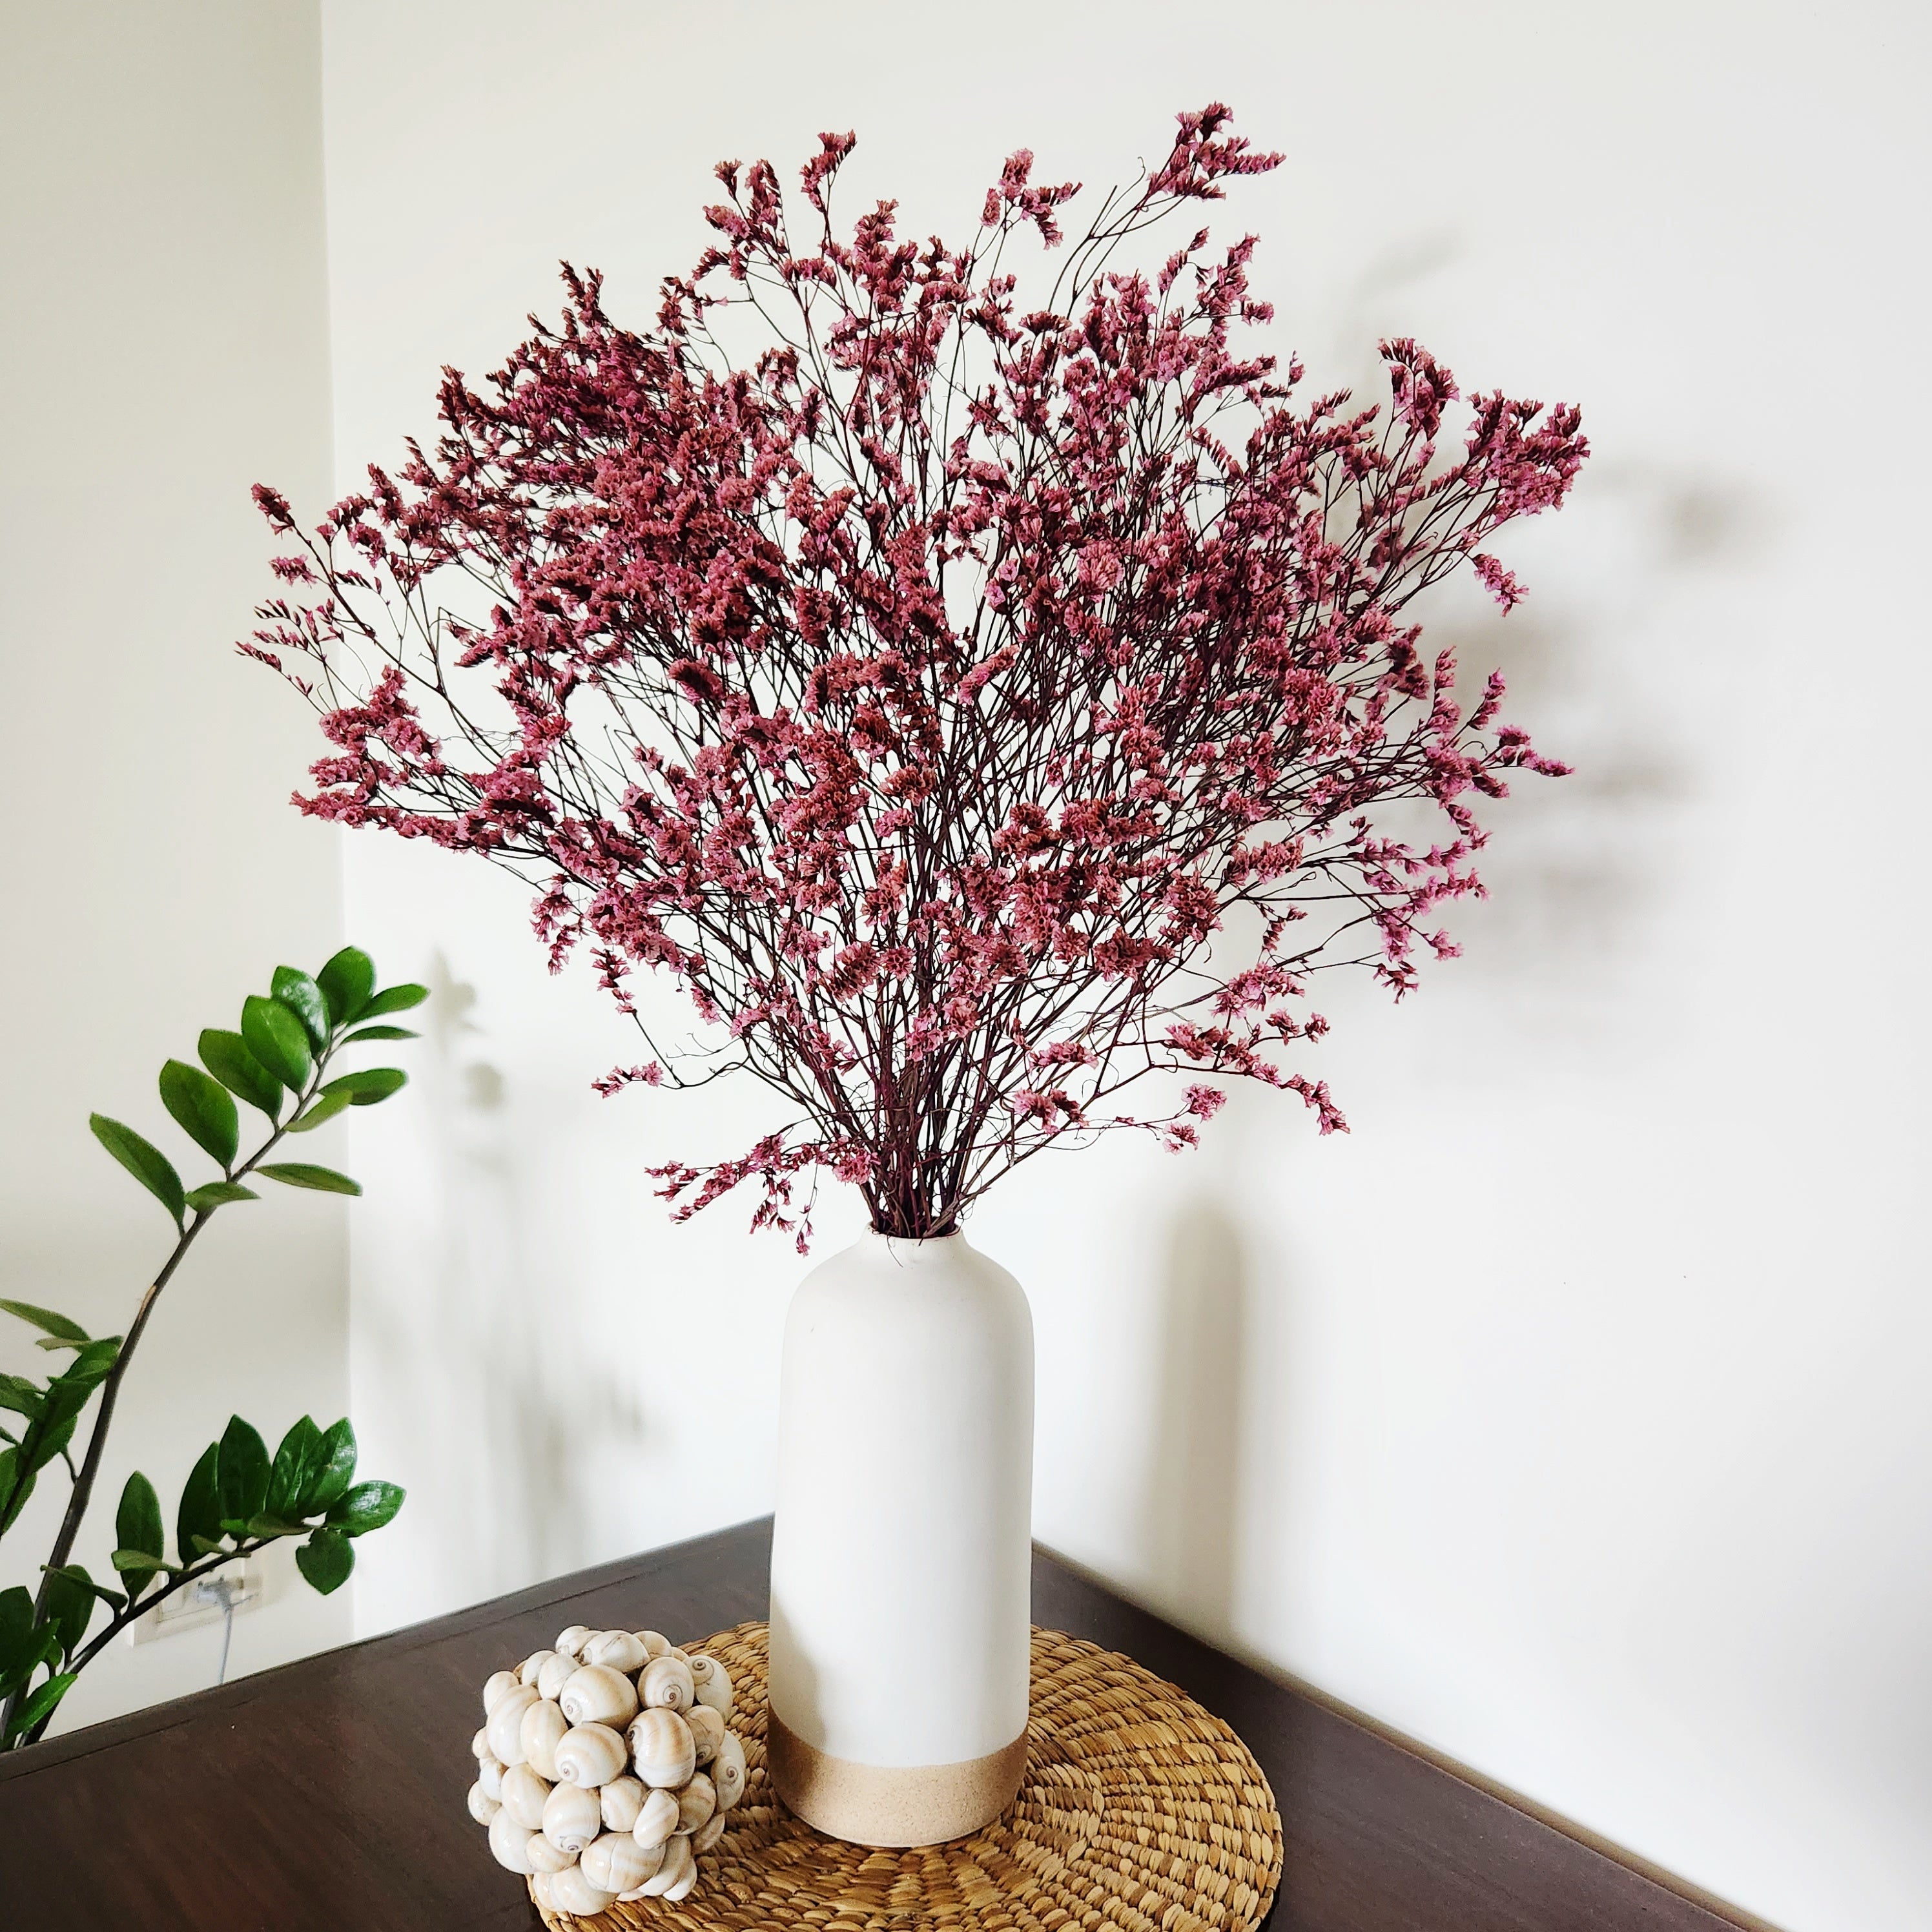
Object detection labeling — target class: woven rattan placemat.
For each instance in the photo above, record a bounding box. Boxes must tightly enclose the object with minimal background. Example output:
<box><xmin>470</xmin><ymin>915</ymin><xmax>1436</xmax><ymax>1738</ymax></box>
<box><xmin>531</xmin><ymin>1619</ymin><xmax>1284</xmax><ymax>1932</ymax></box>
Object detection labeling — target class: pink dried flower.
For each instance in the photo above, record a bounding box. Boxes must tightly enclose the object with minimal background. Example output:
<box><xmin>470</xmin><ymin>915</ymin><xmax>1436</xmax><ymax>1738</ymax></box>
<box><xmin>247</xmin><ymin>108</ymin><xmax>1585</xmax><ymax>1241</ymax></box>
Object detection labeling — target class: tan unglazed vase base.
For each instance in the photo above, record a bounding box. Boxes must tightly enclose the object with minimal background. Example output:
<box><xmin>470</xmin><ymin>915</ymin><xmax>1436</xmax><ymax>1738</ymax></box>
<box><xmin>766</xmin><ymin>1709</ymin><xmax>1030</xmax><ymax>1847</ymax></box>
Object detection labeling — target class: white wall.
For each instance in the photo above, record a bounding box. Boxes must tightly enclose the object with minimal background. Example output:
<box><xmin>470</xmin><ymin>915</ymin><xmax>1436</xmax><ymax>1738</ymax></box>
<box><xmin>317</xmin><ymin>6</ymin><xmax>1931</xmax><ymax>1929</ymax></box>
<box><xmin>0</xmin><ymin>3</ymin><xmax>350</xmax><ymax>1729</ymax></box>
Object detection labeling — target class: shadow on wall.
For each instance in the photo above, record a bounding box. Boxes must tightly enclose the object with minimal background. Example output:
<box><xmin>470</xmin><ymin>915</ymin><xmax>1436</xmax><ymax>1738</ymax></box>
<box><xmin>1140</xmin><ymin>1195</ymin><xmax>1251</xmax><ymax>1636</ymax></box>
<box><xmin>357</xmin><ymin>948</ymin><xmax>651</xmax><ymax>1618</ymax></box>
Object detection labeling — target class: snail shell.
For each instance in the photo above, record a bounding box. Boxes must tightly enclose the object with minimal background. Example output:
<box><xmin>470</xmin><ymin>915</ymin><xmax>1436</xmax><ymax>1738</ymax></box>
<box><xmin>519</xmin><ymin>1649</ymin><xmax>557</xmax><ymax>1688</ymax></box>
<box><xmin>542</xmin><ymin>1778</ymin><xmax>602</xmax><ymax>1855</ymax></box>
<box><xmin>529</xmin><ymin>1871</ymin><xmax>555</xmax><ymax>1914</ymax></box>
<box><xmin>692</xmin><ymin>1655</ymin><xmax>734</xmax><ymax>1719</ymax></box>
<box><xmin>599</xmin><ymin>1775</ymin><xmax>646</xmax><ymax>1833</ymax></box>
<box><xmin>470</xmin><ymin>1726</ymin><xmax>492</xmax><ymax>1761</ymax></box>
<box><xmin>582</xmin><ymin>1629</ymin><xmax>648</xmax><ymax>1674</ymax></box>
<box><xmin>627</xmin><ymin>1707</ymin><xmax>696</xmax><ymax>1790</ymax></box>
<box><xmin>640</xmin><ymin>1653</ymin><xmax>695</xmax><ymax>1713</ymax></box>
<box><xmin>498</xmin><ymin>1761</ymin><xmax>551</xmax><ymax>1831</ymax></box>
<box><xmin>710</xmin><ymin>1731</ymin><xmax>747</xmax><ymax>1811</ymax></box>
<box><xmin>535</xmin><ymin>1650</ymin><xmax>577</xmax><ymax>1703</ymax></box>
<box><xmin>692</xmin><ymin>1810</ymin><xmax>728</xmax><ymax>1855</ymax></box>
<box><xmin>677</xmin><ymin>1772</ymin><xmax>717</xmax><ymax>1834</ymax></box>
<box><xmin>476</xmin><ymin>1754</ymin><xmax>506</xmax><ymax>1801</ymax></box>
<box><xmin>526</xmin><ymin>1831</ymin><xmax>577</xmax><ymax>1875</ymax></box>
<box><xmin>559</xmin><ymin>1662</ymin><xmax>639</xmax><ymax>1729</ymax></box>
<box><xmin>466</xmin><ymin>1780</ymin><xmax>500</xmax><ymax>1826</ymax></box>
<box><xmin>487</xmin><ymin>1808</ymin><xmax>537</xmax><ymax>1874</ymax></box>
<box><xmin>482</xmin><ymin>1669</ymin><xmax>522</xmax><ymax>1716</ymax></box>
<box><xmin>581</xmin><ymin>1829</ymin><xmax>658</xmax><ymax>1895</ymax></box>
<box><xmin>486</xmin><ymin>1683</ymin><xmax>539</xmax><ymax>1765</ymax></box>
<box><xmin>631</xmin><ymin>1785</ymin><xmax>681</xmax><ymax>1850</ymax></box>
<box><xmin>548</xmin><ymin>1864</ymin><xmax>619</xmax><ymax>1917</ymax></box>
<box><xmin>684</xmin><ymin>1702</ymin><xmax>725</xmax><ymax>1765</ymax></box>
<box><xmin>637</xmin><ymin>1833</ymin><xmax>695</xmax><ymax>1899</ymax></box>
<box><xmin>632</xmin><ymin>1629</ymin><xmax>671</xmax><ymax>1659</ymax></box>
<box><xmin>665</xmin><ymin>1855</ymin><xmax>700</xmax><ymax>1904</ymax></box>
<box><xmin>520</xmin><ymin>1698</ymin><xmax>567</xmax><ymax>1782</ymax></box>
<box><xmin>553</xmin><ymin>1720</ymin><xmax>628</xmax><ymax>1789</ymax></box>
<box><xmin>554</xmin><ymin>1624</ymin><xmax>593</xmax><ymax>1660</ymax></box>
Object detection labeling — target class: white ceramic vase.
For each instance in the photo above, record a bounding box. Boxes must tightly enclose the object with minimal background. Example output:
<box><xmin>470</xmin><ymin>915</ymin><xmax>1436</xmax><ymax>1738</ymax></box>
<box><xmin>766</xmin><ymin>1229</ymin><xmax>1034</xmax><ymax>1847</ymax></box>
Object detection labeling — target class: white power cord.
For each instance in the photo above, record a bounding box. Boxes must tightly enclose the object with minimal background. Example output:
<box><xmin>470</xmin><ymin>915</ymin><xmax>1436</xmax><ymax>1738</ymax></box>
<box><xmin>192</xmin><ymin>1572</ymin><xmax>246</xmax><ymax>1686</ymax></box>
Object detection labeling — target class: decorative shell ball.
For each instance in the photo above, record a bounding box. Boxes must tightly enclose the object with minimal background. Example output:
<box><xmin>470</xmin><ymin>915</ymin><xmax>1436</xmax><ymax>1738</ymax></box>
<box><xmin>467</xmin><ymin>1625</ymin><xmax>746</xmax><ymax>1912</ymax></box>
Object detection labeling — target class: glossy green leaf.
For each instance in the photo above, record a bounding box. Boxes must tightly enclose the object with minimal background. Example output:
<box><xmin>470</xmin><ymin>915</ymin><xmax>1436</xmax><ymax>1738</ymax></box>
<box><xmin>158</xmin><ymin>1060</ymin><xmax>238</xmax><ymax>1171</ymax></box>
<box><xmin>110</xmin><ymin>1548</ymin><xmax>179</xmax><ymax>1588</ymax></box>
<box><xmin>341</xmin><ymin>1025</ymin><xmax>417</xmax><ymax>1044</ymax></box>
<box><xmin>176</xmin><ymin>1441</ymin><xmax>221</xmax><ymax>1560</ymax></box>
<box><xmin>88</xmin><ymin>1115</ymin><xmax>185</xmax><ymax>1228</ymax></box>
<box><xmin>358</xmin><ymin>983</ymin><xmax>429</xmax><ymax>1020</ymax></box>
<box><xmin>198</xmin><ymin>1029</ymin><xmax>283</xmax><ymax>1120</ymax></box>
<box><xmin>304</xmin><ymin>1419</ymin><xmax>356</xmax><ymax>1513</ymax></box>
<box><xmin>296</xmin><ymin>1527</ymin><xmax>354</xmax><ymax>1596</ymax></box>
<box><xmin>271</xmin><ymin>967</ymin><xmax>331</xmax><ymax>1054</ymax></box>
<box><xmin>184</xmin><ymin>1182</ymin><xmax>258</xmax><ymax>1214</ymax></box>
<box><xmin>320</xmin><ymin>1067</ymin><xmax>407</xmax><ymax>1107</ymax></box>
<box><xmin>241</xmin><ymin>995</ymin><xmax>311</xmax><ymax>1093</ymax></box>
<box><xmin>0</xmin><ymin>1587</ymin><xmax>32</xmax><ymax>1673</ymax></box>
<box><xmin>317</xmin><ymin>948</ymin><xmax>377</xmax><ymax>1028</ymax></box>
<box><xmin>188</xmin><ymin>1534</ymin><xmax>226</xmax><ymax>1557</ymax></box>
<box><xmin>43</xmin><ymin>1565</ymin><xmax>125</xmax><ymax>1615</ymax></box>
<box><xmin>50</xmin><ymin>1338</ymin><xmax>119</xmax><ymax>1389</ymax></box>
<box><xmin>244</xmin><ymin>1514</ymin><xmax>307</xmax><ymax>1539</ymax></box>
<box><xmin>326</xmin><ymin>1479</ymin><xmax>404</xmax><ymax>1537</ymax></box>
<box><xmin>116</xmin><ymin>1470</ymin><xmax>165</xmax><ymax>1572</ymax></box>
<box><xmin>0</xmin><ymin>1301</ymin><xmax>86</xmax><ymax>1342</ymax></box>
<box><xmin>0</xmin><ymin>1375</ymin><xmax>41</xmax><ymax>1421</ymax></box>
<box><xmin>286</xmin><ymin>1091</ymin><xmax>353</xmax><ymax>1134</ymax></box>
<box><xmin>266</xmin><ymin>1415</ymin><xmax>323</xmax><ymax>1519</ymax></box>
<box><xmin>40</xmin><ymin>1567</ymin><xmax>99</xmax><ymax>1661</ymax></box>
<box><xmin>216</xmin><ymin>1417</ymin><xmax>269</xmax><ymax>1528</ymax></box>
<box><xmin>5</xmin><ymin>1669</ymin><xmax>77</xmax><ymax>1743</ymax></box>
<box><xmin>257</xmin><ymin>1163</ymin><xmax>360</xmax><ymax>1196</ymax></box>
<box><xmin>0</xmin><ymin>1449</ymin><xmax>30</xmax><ymax>1533</ymax></box>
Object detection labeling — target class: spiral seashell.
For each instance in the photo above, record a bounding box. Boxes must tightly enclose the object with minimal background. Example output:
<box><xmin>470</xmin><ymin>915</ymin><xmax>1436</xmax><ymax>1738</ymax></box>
<box><xmin>641</xmin><ymin>1653</ymin><xmax>695</xmax><ymax>1713</ymax></box>
<box><xmin>583</xmin><ymin>1629</ymin><xmax>648</xmax><ymax>1674</ymax></box>
<box><xmin>677</xmin><ymin>1773</ymin><xmax>717</xmax><ymax>1834</ymax></box>
<box><xmin>466</xmin><ymin>1780</ymin><xmax>500</xmax><ymax>1826</ymax></box>
<box><xmin>627</xmin><ymin>1707</ymin><xmax>697</xmax><ymax>1790</ymax></box>
<box><xmin>526</xmin><ymin>1831</ymin><xmax>577</xmax><ymax>1875</ymax></box>
<box><xmin>470</xmin><ymin>1725</ymin><xmax>492</xmax><ymax>1761</ymax></box>
<box><xmin>553</xmin><ymin>1720</ymin><xmax>628</xmax><ymax>1789</ymax></box>
<box><xmin>483</xmin><ymin>1669</ymin><xmax>524</xmax><ymax>1716</ymax></box>
<box><xmin>548</xmin><ymin>1864</ymin><xmax>619</xmax><ymax>1917</ymax></box>
<box><xmin>499</xmin><ymin>1761</ymin><xmax>551</xmax><ymax>1831</ymax></box>
<box><xmin>637</xmin><ymin>1833</ymin><xmax>695</xmax><ymax>1899</ymax></box>
<box><xmin>486</xmin><ymin>1683</ymin><xmax>539</xmax><ymax>1765</ymax></box>
<box><xmin>631</xmin><ymin>1784</ymin><xmax>681</xmax><ymax>1850</ymax></box>
<box><xmin>599</xmin><ymin>1775</ymin><xmax>645</xmax><ymax>1833</ymax></box>
<box><xmin>560</xmin><ymin>1662</ymin><xmax>639</xmax><ymax>1729</ymax></box>
<box><xmin>487</xmin><ymin>1808</ymin><xmax>537</xmax><ymax>1874</ymax></box>
<box><xmin>476</xmin><ymin>1754</ymin><xmax>506</xmax><ymax>1801</ymax></box>
<box><xmin>536</xmin><ymin>1650</ymin><xmax>578</xmax><ymax>1703</ymax></box>
<box><xmin>554</xmin><ymin>1625</ymin><xmax>593</xmax><ymax>1660</ymax></box>
<box><xmin>683</xmin><ymin>1702</ymin><xmax>725</xmax><ymax>1765</ymax></box>
<box><xmin>519</xmin><ymin>1649</ymin><xmax>557</xmax><ymax>1688</ymax></box>
<box><xmin>581</xmin><ymin>1830</ymin><xmax>657</xmax><ymax>1895</ymax></box>
<box><xmin>521</xmin><ymin>1698</ymin><xmax>568</xmax><ymax>1782</ymax></box>
<box><xmin>632</xmin><ymin>1629</ymin><xmax>670</xmax><ymax>1659</ymax></box>
<box><xmin>529</xmin><ymin>1871</ymin><xmax>555</xmax><ymax>1914</ymax></box>
<box><xmin>542</xmin><ymin>1778</ymin><xmax>602</xmax><ymax>1855</ymax></box>
<box><xmin>710</xmin><ymin>1731</ymin><xmax>747</xmax><ymax>1811</ymax></box>
<box><xmin>692</xmin><ymin>1810</ymin><xmax>728</xmax><ymax>1855</ymax></box>
<box><xmin>692</xmin><ymin>1655</ymin><xmax>734</xmax><ymax>1719</ymax></box>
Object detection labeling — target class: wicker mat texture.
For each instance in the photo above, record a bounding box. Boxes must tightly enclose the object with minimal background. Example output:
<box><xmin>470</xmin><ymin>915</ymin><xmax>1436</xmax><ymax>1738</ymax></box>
<box><xmin>531</xmin><ymin>1620</ymin><xmax>1284</xmax><ymax>1932</ymax></box>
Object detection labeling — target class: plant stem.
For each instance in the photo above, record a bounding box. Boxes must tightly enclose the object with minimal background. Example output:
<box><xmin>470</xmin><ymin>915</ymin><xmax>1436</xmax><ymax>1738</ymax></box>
<box><xmin>1</xmin><ymin>1049</ymin><xmax>331</xmax><ymax>1740</ymax></box>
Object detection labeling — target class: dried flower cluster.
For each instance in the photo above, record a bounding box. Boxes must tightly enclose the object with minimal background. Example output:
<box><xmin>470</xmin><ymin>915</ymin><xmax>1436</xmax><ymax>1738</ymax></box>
<box><xmin>247</xmin><ymin>107</ymin><xmax>1586</xmax><ymax>1245</ymax></box>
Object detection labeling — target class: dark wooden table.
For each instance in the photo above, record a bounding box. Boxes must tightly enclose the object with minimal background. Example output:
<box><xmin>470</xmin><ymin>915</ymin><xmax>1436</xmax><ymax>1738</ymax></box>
<box><xmin>0</xmin><ymin>1519</ymin><xmax>1749</xmax><ymax>1931</ymax></box>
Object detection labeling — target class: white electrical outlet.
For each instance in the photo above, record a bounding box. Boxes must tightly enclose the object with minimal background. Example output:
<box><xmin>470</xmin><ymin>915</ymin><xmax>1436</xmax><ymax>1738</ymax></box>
<box><xmin>127</xmin><ymin>1557</ymin><xmax>263</xmax><ymax>1644</ymax></box>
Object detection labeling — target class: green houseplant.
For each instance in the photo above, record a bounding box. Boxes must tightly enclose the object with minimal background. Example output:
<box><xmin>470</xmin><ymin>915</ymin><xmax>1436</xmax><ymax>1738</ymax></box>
<box><xmin>0</xmin><ymin>946</ymin><xmax>421</xmax><ymax>1749</ymax></box>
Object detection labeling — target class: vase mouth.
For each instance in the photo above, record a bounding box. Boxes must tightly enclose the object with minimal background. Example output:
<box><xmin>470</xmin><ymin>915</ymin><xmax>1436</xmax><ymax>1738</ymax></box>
<box><xmin>861</xmin><ymin>1226</ymin><xmax>967</xmax><ymax>1253</ymax></box>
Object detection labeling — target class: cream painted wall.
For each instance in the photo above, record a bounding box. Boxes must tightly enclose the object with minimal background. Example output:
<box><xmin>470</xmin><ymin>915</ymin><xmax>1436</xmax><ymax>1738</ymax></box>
<box><xmin>316</xmin><ymin>6</ymin><xmax>1931</xmax><ymax>1929</ymax></box>
<box><xmin>0</xmin><ymin>4</ymin><xmax>350</xmax><ymax>1731</ymax></box>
